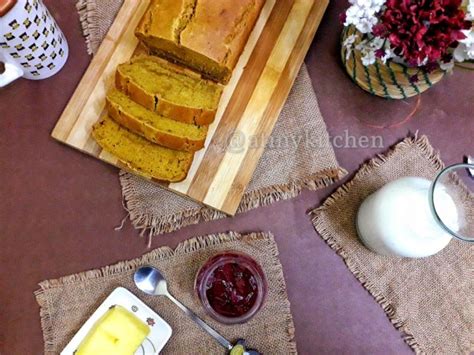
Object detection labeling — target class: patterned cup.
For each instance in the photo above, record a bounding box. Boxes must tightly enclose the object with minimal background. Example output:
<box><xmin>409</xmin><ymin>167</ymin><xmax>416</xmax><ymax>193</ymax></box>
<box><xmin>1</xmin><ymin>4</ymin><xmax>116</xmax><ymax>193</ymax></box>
<box><xmin>0</xmin><ymin>0</ymin><xmax>68</xmax><ymax>87</ymax></box>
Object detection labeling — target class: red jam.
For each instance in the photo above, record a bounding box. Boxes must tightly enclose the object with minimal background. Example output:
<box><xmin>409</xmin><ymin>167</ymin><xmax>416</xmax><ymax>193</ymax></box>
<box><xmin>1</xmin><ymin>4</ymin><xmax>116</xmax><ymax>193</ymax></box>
<box><xmin>195</xmin><ymin>252</ymin><xmax>267</xmax><ymax>324</ymax></box>
<box><xmin>205</xmin><ymin>262</ymin><xmax>258</xmax><ymax>318</ymax></box>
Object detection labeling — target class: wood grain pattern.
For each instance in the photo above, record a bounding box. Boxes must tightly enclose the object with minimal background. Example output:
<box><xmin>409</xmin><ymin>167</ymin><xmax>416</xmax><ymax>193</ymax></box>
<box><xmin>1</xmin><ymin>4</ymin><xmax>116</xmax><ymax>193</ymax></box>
<box><xmin>51</xmin><ymin>0</ymin><xmax>329</xmax><ymax>215</ymax></box>
<box><xmin>184</xmin><ymin>0</ymin><xmax>295</xmax><ymax>201</ymax></box>
<box><xmin>218</xmin><ymin>0</ymin><xmax>330</xmax><ymax>213</ymax></box>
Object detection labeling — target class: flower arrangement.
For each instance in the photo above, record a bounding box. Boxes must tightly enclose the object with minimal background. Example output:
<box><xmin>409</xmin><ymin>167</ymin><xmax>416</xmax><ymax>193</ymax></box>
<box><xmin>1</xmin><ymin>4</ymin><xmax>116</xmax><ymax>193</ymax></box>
<box><xmin>341</xmin><ymin>0</ymin><xmax>473</xmax><ymax>85</ymax></box>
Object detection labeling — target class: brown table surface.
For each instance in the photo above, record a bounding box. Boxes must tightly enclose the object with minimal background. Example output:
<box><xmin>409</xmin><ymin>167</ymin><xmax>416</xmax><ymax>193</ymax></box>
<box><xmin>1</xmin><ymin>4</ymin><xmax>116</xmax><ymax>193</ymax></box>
<box><xmin>1</xmin><ymin>1</ymin><xmax>472</xmax><ymax>354</ymax></box>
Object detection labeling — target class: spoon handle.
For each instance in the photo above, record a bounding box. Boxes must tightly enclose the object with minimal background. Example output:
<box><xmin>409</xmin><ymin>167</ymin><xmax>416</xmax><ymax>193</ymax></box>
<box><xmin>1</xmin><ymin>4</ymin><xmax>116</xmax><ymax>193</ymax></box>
<box><xmin>166</xmin><ymin>292</ymin><xmax>233</xmax><ymax>350</ymax></box>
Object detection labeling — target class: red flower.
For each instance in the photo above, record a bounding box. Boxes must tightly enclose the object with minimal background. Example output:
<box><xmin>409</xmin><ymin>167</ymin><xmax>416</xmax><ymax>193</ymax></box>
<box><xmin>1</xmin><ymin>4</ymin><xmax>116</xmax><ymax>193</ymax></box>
<box><xmin>339</xmin><ymin>12</ymin><xmax>347</xmax><ymax>25</ymax></box>
<box><xmin>423</xmin><ymin>61</ymin><xmax>440</xmax><ymax>73</ymax></box>
<box><xmin>373</xmin><ymin>24</ymin><xmax>388</xmax><ymax>37</ymax></box>
<box><xmin>378</xmin><ymin>0</ymin><xmax>471</xmax><ymax>68</ymax></box>
<box><xmin>375</xmin><ymin>48</ymin><xmax>386</xmax><ymax>58</ymax></box>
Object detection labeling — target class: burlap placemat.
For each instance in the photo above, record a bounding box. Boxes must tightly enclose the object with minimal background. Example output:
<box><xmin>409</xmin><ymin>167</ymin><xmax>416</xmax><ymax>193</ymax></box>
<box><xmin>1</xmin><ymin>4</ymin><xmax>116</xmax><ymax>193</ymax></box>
<box><xmin>311</xmin><ymin>135</ymin><xmax>473</xmax><ymax>354</ymax></box>
<box><xmin>76</xmin><ymin>0</ymin><xmax>345</xmax><ymax>239</ymax></box>
<box><xmin>35</xmin><ymin>232</ymin><xmax>297</xmax><ymax>354</ymax></box>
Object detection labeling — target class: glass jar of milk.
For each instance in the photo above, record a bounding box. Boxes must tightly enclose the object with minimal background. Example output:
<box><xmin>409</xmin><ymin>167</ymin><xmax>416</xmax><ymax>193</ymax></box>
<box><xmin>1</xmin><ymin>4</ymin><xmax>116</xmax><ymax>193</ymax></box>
<box><xmin>356</xmin><ymin>164</ymin><xmax>473</xmax><ymax>258</ymax></box>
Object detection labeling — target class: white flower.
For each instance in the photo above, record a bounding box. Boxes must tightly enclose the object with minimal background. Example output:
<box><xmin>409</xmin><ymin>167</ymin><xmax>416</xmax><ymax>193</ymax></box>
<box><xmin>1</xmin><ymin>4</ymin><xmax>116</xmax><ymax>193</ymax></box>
<box><xmin>463</xmin><ymin>0</ymin><xmax>474</xmax><ymax>20</ymax></box>
<box><xmin>355</xmin><ymin>39</ymin><xmax>370</xmax><ymax>52</ymax></box>
<box><xmin>349</xmin><ymin>0</ymin><xmax>386</xmax><ymax>8</ymax></box>
<box><xmin>380</xmin><ymin>48</ymin><xmax>394</xmax><ymax>64</ymax></box>
<box><xmin>344</xmin><ymin>0</ymin><xmax>386</xmax><ymax>34</ymax></box>
<box><xmin>439</xmin><ymin>60</ymin><xmax>455</xmax><ymax>72</ymax></box>
<box><xmin>356</xmin><ymin>39</ymin><xmax>378</xmax><ymax>54</ymax></box>
<box><xmin>468</xmin><ymin>5</ymin><xmax>474</xmax><ymax>20</ymax></box>
<box><xmin>355</xmin><ymin>37</ymin><xmax>381</xmax><ymax>66</ymax></box>
<box><xmin>361</xmin><ymin>50</ymin><xmax>376</xmax><ymax>66</ymax></box>
<box><xmin>354</xmin><ymin>33</ymin><xmax>394</xmax><ymax>66</ymax></box>
<box><xmin>369</xmin><ymin>37</ymin><xmax>385</xmax><ymax>49</ymax></box>
<box><xmin>419</xmin><ymin>57</ymin><xmax>429</xmax><ymax>66</ymax></box>
<box><xmin>343</xmin><ymin>34</ymin><xmax>358</xmax><ymax>47</ymax></box>
<box><xmin>356</xmin><ymin>16</ymin><xmax>378</xmax><ymax>34</ymax></box>
<box><xmin>343</xmin><ymin>34</ymin><xmax>358</xmax><ymax>60</ymax></box>
<box><xmin>453</xmin><ymin>29</ymin><xmax>474</xmax><ymax>62</ymax></box>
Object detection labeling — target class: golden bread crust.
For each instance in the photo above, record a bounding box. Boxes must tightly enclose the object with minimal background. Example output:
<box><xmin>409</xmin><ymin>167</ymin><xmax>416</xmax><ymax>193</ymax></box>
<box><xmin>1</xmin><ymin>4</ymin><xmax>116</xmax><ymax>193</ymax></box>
<box><xmin>115</xmin><ymin>56</ymin><xmax>221</xmax><ymax>125</ymax></box>
<box><xmin>135</xmin><ymin>0</ymin><xmax>265</xmax><ymax>84</ymax></box>
<box><xmin>106</xmin><ymin>96</ymin><xmax>207</xmax><ymax>152</ymax></box>
<box><xmin>92</xmin><ymin>117</ymin><xmax>194</xmax><ymax>183</ymax></box>
<box><xmin>180</xmin><ymin>0</ymin><xmax>265</xmax><ymax>71</ymax></box>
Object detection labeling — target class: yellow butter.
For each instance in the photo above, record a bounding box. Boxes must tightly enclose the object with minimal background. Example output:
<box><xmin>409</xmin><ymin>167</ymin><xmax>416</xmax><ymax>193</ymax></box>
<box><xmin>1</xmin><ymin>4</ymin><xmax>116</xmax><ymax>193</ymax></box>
<box><xmin>76</xmin><ymin>305</ymin><xmax>150</xmax><ymax>355</ymax></box>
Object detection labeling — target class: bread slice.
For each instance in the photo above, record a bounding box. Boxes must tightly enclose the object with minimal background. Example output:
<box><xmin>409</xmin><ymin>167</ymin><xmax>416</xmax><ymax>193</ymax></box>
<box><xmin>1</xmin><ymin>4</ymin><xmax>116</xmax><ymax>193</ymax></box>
<box><xmin>92</xmin><ymin>116</ymin><xmax>194</xmax><ymax>182</ymax></box>
<box><xmin>135</xmin><ymin>0</ymin><xmax>265</xmax><ymax>84</ymax></box>
<box><xmin>116</xmin><ymin>56</ymin><xmax>223</xmax><ymax>125</ymax></box>
<box><xmin>106</xmin><ymin>89</ymin><xmax>208</xmax><ymax>152</ymax></box>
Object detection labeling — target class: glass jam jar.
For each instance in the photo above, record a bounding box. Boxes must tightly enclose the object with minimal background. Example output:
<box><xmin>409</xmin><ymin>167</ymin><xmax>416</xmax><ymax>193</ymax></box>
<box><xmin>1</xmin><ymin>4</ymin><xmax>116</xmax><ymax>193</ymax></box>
<box><xmin>195</xmin><ymin>252</ymin><xmax>267</xmax><ymax>324</ymax></box>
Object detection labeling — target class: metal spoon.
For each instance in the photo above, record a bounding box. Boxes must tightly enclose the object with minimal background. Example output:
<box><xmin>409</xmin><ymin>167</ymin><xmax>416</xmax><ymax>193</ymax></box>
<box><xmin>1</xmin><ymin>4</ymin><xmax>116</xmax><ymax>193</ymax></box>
<box><xmin>134</xmin><ymin>266</ymin><xmax>233</xmax><ymax>351</ymax></box>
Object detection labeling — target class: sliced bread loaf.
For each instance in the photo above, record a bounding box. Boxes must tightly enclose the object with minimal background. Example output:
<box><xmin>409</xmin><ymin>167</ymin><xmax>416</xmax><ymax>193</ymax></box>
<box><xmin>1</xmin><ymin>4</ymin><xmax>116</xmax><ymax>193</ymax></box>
<box><xmin>92</xmin><ymin>116</ymin><xmax>194</xmax><ymax>182</ymax></box>
<box><xmin>116</xmin><ymin>56</ymin><xmax>223</xmax><ymax>125</ymax></box>
<box><xmin>135</xmin><ymin>0</ymin><xmax>265</xmax><ymax>84</ymax></box>
<box><xmin>106</xmin><ymin>89</ymin><xmax>208</xmax><ymax>152</ymax></box>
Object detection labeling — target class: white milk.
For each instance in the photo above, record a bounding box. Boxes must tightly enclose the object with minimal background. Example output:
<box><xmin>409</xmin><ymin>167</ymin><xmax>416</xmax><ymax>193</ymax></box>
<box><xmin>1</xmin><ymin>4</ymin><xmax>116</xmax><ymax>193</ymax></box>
<box><xmin>356</xmin><ymin>177</ymin><xmax>459</xmax><ymax>258</ymax></box>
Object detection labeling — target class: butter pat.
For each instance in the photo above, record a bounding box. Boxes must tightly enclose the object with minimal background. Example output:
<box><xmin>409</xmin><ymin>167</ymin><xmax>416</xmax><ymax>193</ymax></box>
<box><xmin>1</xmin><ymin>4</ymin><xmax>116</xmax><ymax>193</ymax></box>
<box><xmin>76</xmin><ymin>305</ymin><xmax>150</xmax><ymax>355</ymax></box>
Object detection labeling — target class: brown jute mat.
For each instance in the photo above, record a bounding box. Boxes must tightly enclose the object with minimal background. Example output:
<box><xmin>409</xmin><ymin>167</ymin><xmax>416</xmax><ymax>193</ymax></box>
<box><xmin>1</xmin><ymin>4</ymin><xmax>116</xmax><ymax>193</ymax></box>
<box><xmin>76</xmin><ymin>0</ymin><xmax>345</xmax><ymax>239</ymax></box>
<box><xmin>311</xmin><ymin>135</ymin><xmax>474</xmax><ymax>354</ymax></box>
<box><xmin>35</xmin><ymin>232</ymin><xmax>296</xmax><ymax>354</ymax></box>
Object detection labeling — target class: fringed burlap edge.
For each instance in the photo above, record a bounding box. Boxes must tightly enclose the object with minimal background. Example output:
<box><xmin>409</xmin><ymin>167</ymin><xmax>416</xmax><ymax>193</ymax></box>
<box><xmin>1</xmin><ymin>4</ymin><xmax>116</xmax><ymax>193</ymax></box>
<box><xmin>34</xmin><ymin>231</ymin><xmax>297</xmax><ymax>354</ymax></box>
<box><xmin>310</xmin><ymin>134</ymin><xmax>443</xmax><ymax>355</ymax></box>
<box><xmin>76</xmin><ymin>0</ymin><xmax>100</xmax><ymax>55</ymax></box>
<box><xmin>120</xmin><ymin>167</ymin><xmax>348</xmax><ymax>244</ymax></box>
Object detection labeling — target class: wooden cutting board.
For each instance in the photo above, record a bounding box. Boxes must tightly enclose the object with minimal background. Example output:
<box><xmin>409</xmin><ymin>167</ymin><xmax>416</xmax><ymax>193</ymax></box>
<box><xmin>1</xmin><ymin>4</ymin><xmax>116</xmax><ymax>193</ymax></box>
<box><xmin>52</xmin><ymin>0</ymin><xmax>329</xmax><ymax>215</ymax></box>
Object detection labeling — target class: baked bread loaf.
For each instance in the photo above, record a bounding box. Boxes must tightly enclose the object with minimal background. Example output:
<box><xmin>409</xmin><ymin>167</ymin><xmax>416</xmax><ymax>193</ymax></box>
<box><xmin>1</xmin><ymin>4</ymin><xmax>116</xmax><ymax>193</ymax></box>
<box><xmin>116</xmin><ymin>55</ymin><xmax>223</xmax><ymax>125</ymax></box>
<box><xmin>106</xmin><ymin>89</ymin><xmax>208</xmax><ymax>152</ymax></box>
<box><xmin>135</xmin><ymin>0</ymin><xmax>266</xmax><ymax>84</ymax></box>
<box><xmin>92</xmin><ymin>116</ymin><xmax>194</xmax><ymax>182</ymax></box>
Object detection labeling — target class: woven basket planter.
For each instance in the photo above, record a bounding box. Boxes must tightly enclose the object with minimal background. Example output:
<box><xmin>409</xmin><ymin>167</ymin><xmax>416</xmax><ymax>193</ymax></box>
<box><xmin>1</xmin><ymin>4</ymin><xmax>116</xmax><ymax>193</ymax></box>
<box><xmin>341</xmin><ymin>26</ymin><xmax>446</xmax><ymax>99</ymax></box>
